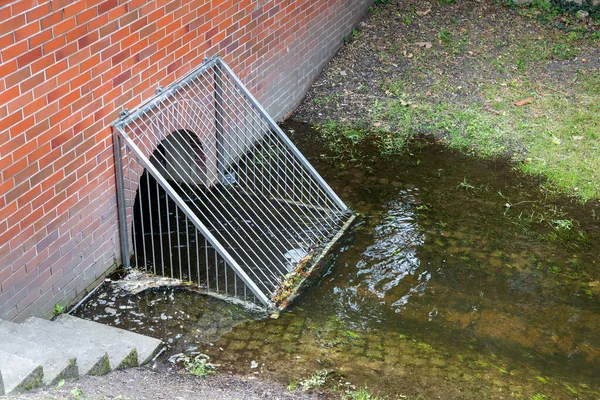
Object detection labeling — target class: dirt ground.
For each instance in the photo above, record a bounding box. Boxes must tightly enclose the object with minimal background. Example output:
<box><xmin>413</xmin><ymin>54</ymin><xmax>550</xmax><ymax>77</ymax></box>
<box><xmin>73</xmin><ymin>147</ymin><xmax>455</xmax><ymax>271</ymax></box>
<box><xmin>5</xmin><ymin>368</ymin><xmax>317</xmax><ymax>400</ymax></box>
<box><xmin>294</xmin><ymin>0</ymin><xmax>600</xmax><ymax>124</ymax></box>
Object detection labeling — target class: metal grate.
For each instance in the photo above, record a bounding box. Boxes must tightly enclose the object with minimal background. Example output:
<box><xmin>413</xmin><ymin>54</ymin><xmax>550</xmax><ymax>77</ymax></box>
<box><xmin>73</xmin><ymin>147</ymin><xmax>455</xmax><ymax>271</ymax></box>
<box><xmin>112</xmin><ymin>56</ymin><xmax>352</xmax><ymax>309</ymax></box>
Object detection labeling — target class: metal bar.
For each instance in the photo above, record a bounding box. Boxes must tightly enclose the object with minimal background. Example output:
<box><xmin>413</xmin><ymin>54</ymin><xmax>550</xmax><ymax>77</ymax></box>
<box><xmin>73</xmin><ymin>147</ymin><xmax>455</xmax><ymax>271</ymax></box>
<box><xmin>156</xmin><ymin>178</ymin><xmax>165</xmax><ymax>276</ymax></box>
<box><xmin>112</xmin><ymin>131</ymin><xmax>131</xmax><ymax>269</ymax></box>
<box><xmin>118</xmin><ymin>129</ymin><xmax>272</xmax><ymax>306</ymax></box>
<box><xmin>146</xmin><ymin>172</ymin><xmax>156</xmax><ymax>274</ymax></box>
<box><xmin>214</xmin><ymin>63</ymin><xmax>225</xmax><ymax>178</ymax></box>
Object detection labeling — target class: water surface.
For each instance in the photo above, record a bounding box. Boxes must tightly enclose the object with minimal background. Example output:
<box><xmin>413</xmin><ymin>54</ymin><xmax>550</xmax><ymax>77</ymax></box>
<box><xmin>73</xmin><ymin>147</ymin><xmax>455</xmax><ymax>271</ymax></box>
<box><xmin>76</xmin><ymin>121</ymin><xmax>600</xmax><ymax>399</ymax></box>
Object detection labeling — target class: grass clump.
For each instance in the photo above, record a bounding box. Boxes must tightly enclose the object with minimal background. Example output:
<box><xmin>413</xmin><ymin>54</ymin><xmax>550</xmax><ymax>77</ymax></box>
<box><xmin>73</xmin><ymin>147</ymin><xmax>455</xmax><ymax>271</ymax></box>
<box><xmin>292</xmin><ymin>369</ymin><xmax>329</xmax><ymax>391</ymax></box>
<box><xmin>182</xmin><ymin>354</ymin><xmax>217</xmax><ymax>377</ymax></box>
<box><xmin>343</xmin><ymin>386</ymin><xmax>384</xmax><ymax>400</ymax></box>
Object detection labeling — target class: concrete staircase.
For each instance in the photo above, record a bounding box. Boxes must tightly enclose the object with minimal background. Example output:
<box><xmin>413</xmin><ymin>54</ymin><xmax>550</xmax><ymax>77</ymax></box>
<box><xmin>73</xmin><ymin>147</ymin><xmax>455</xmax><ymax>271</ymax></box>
<box><xmin>0</xmin><ymin>314</ymin><xmax>162</xmax><ymax>395</ymax></box>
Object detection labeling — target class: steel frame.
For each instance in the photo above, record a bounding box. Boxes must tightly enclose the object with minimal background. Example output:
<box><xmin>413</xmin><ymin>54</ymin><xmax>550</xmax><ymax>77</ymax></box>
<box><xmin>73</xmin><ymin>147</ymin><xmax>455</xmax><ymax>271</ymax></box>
<box><xmin>112</xmin><ymin>56</ymin><xmax>351</xmax><ymax>309</ymax></box>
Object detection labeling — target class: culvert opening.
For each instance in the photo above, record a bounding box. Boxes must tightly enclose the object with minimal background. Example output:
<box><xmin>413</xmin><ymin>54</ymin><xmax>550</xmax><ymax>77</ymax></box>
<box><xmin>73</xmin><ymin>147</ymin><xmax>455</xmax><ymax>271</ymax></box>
<box><xmin>113</xmin><ymin>56</ymin><xmax>354</xmax><ymax>309</ymax></box>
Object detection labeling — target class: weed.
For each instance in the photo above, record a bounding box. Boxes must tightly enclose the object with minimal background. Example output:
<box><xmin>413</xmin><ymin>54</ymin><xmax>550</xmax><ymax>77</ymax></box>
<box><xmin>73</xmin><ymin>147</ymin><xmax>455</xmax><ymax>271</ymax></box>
<box><xmin>440</xmin><ymin>0</ymin><xmax>457</xmax><ymax>4</ymax></box>
<box><xmin>54</xmin><ymin>304</ymin><xmax>65</xmax><ymax>315</ymax></box>
<box><xmin>439</xmin><ymin>29</ymin><xmax>452</xmax><ymax>45</ymax></box>
<box><xmin>528</xmin><ymin>394</ymin><xmax>549</xmax><ymax>400</ymax></box>
<box><xmin>552</xmin><ymin>219</ymin><xmax>573</xmax><ymax>231</ymax></box>
<box><xmin>182</xmin><ymin>354</ymin><xmax>217</xmax><ymax>377</ymax></box>
<box><xmin>288</xmin><ymin>381</ymin><xmax>297</xmax><ymax>391</ymax></box>
<box><xmin>297</xmin><ymin>369</ymin><xmax>328</xmax><ymax>391</ymax></box>
<box><xmin>457</xmin><ymin>178</ymin><xmax>476</xmax><ymax>191</ymax></box>
<box><xmin>344</xmin><ymin>386</ymin><xmax>384</xmax><ymax>400</ymax></box>
<box><xmin>551</xmin><ymin>43</ymin><xmax>577</xmax><ymax>59</ymax></box>
<box><xmin>387</xmin><ymin>80</ymin><xmax>404</xmax><ymax>98</ymax></box>
<box><xmin>71</xmin><ymin>388</ymin><xmax>84</xmax><ymax>399</ymax></box>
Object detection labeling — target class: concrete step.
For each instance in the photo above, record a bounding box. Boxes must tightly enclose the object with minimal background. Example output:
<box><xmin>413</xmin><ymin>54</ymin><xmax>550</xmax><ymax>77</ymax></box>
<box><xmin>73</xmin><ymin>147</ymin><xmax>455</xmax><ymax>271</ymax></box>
<box><xmin>25</xmin><ymin>315</ymin><xmax>161</xmax><ymax>368</ymax></box>
<box><xmin>0</xmin><ymin>319</ymin><xmax>110</xmax><ymax>376</ymax></box>
<box><xmin>0</xmin><ymin>315</ymin><xmax>161</xmax><ymax>395</ymax></box>
<box><xmin>0</xmin><ymin>349</ymin><xmax>44</xmax><ymax>394</ymax></box>
<box><xmin>0</xmin><ymin>325</ymin><xmax>78</xmax><ymax>386</ymax></box>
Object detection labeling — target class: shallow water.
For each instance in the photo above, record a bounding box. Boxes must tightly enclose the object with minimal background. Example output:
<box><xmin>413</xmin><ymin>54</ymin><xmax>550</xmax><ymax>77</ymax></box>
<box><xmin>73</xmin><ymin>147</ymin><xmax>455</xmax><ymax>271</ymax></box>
<box><xmin>76</xmin><ymin>121</ymin><xmax>599</xmax><ymax>399</ymax></box>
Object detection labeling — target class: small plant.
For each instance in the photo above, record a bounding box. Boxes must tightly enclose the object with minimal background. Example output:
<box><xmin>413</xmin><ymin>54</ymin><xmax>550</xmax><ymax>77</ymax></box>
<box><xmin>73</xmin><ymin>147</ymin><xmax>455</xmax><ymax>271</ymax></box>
<box><xmin>552</xmin><ymin>219</ymin><xmax>573</xmax><ymax>231</ymax></box>
<box><xmin>182</xmin><ymin>354</ymin><xmax>217</xmax><ymax>377</ymax></box>
<box><xmin>457</xmin><ymin>178</ymin><xmax>476</xmax><ymax>190</ymax></box>
<box><xmin>71</xmin><ymin>388</ymin><xmax>84</xmax><ymax>399</ymax></box>
<box><xmin>551</xmin><ymin>43</ymin><xmax>577</xmax><ymax>60</ymax></box>
<box><xmin>297</xmin><ymin>369</ymin><xmax>328</xmax><ymax>391</ymax></box>
<box><xmin>439</xmin><ymin>29</ymin><xmax>452</xmax><ymax>45</ymax></box>
<box><xmin>439</xmin><ymin>0</ymin><xmax>456</xmax><ymax>4</ymax></box>
<box><xmin>344</xmin><ymin>386</ymin><xmax>383</xmax><ymax>400</ymax></box>
<box><xmin>528</xmin><ymin>394</ymin><xmax>549</xmax><ymax>400</ymax></box>
<box><xmin>288</xmin><ymin>381</ymin><xmax>297</xmax><ymax>391</ymax></box>
<box><xmin>54</xmin><ymin>304</ymin><xmax>65</xmax><ymax>315</ymax></box>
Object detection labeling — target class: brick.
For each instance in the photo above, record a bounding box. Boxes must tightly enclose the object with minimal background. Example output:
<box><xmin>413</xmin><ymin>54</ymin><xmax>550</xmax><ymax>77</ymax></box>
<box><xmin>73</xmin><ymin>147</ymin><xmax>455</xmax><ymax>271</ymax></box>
<box><xmin>98</xmin><ymin>0</ymin><xmax>119</xmax><ymax>15</ymax></box>
<box><xmin>41</xmin><ymin>11</ymin><xmax>63</xmax><ymax>30</ymax></box>
<box><xmin>19</xmin><ymin>72</ymin><xmax>45</xmax><ymax>93</ymax></box>
<box><xmin>63</xmin><ymin>1</ymin><xmax>86</xmax><ymax>18</ymax></box>
<box><xmin>53</xmin><ymin>16</ymin><xmax>76</xmax><ymax>36</ymax></box>
<box><xmin>0</xmin><ymin>14</ymin><xmax>25</xmax><ymax>37</ymax></box>
<box><xmin>26</xmin><ymin>4</ymin><xmax>52</xmax><ymax>23</ymax></box>
<box><xmin>14</xmin><ymin>22</ymin><xmax>41</xmax><ymax>43</ymax></box>
<box><xmin>77</xmin><ymin>8</ymin><xmax>97</xmax><ymax>25</ymax></box>
<box><xmin>43</xmin><ymin>35</ymin><xmax>66</xmax><ymax>54</ymax></box>
<box><xmin>2</xmin><ymin>40</ymin><xmax>29</xmax><ymax>63</ymax></box>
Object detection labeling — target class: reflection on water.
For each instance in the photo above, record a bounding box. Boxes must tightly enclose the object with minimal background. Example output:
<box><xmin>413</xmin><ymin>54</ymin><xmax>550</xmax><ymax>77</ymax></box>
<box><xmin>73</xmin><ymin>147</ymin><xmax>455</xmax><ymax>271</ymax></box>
<box><xmin>76</xmin><ymin>121</ymin><xmax>600</xmax><ymax>399</ymax></box>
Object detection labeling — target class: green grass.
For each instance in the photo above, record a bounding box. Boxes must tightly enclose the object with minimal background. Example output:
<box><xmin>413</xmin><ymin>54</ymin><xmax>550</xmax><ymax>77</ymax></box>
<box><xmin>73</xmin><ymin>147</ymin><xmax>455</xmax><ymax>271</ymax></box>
<box><xmin>343</xmin><ymin>386</ymin><xmax>384</xmax><ymax>400</ymax></box>
<box><xmin>318</xmin><ymin>70</ymin><xmax>600</xmax><ymax>201</ymax></box>
<box><xmin>182</xmin><ymin>354</ymin><xmax>217</xmax><ymax>377</ymax></box>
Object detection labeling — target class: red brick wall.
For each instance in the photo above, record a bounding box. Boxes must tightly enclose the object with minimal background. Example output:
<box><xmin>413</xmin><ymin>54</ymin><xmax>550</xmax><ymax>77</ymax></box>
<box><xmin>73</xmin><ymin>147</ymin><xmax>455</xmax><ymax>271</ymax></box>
<box><xmin>0</xmin><ymin>0</ymin><xmax>371</xmax><ymax>321</ymax></box>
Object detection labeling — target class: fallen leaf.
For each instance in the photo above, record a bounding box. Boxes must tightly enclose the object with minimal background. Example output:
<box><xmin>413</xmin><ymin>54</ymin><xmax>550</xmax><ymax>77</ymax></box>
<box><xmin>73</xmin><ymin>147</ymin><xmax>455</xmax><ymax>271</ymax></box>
<box><xmin>374</xmin><ymin>122</ymin><xmax>382</xmax><ymax>127</ymax></box>
<box><xmin>402</xmin><ymin>51</ymin><xmax>414</xmax><ymax>58</ymax></box>
<box><xmin>416</xmin><ymin>8</ymin><xmax>431</xmax><ymax>16</ymax></box>
<box><xmin>426</xmin><ymin>91</ymin><xmax>432</xmax><ymax>96</ymax></box>
<box><xmin>514</xmin><ymin>97</ymin><xmax>534</xmax><ymax>107</ymax></box>
<box><xmin>572</xmin><ymin>136</ymin><xmax>584</xmax><ymax>140</ymax></box>
<box><xmin>415</xmin><ymin>41</ymin><xmax>433</xmax><ymax>49</ymax></box>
